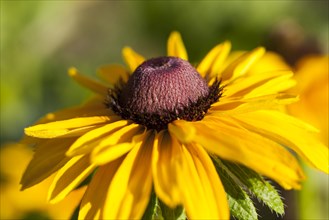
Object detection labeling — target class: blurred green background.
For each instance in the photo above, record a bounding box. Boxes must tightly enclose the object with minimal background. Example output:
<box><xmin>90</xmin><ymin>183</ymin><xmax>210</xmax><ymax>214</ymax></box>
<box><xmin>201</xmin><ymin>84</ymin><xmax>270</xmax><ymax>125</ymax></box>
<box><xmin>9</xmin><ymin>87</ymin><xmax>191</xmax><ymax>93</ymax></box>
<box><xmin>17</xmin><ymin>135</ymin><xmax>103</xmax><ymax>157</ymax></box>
<box><xmin>1</xmin><ymin>1</ymin><xmax>328</xmax><ymax>220</ymax></box>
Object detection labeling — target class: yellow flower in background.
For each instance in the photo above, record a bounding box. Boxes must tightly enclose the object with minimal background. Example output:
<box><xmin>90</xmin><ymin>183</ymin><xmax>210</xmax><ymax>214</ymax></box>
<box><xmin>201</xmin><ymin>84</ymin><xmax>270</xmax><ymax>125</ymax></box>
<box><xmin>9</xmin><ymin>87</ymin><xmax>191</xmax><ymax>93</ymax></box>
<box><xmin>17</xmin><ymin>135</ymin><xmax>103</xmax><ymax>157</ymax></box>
<box><xmin>288</xmin><ymin>55</ymin><xmax>328</xmax><ymax>146</ymax></box>
<box><xmin>20</xmin><ymin>32</ymin><xmax>328</xmax><ymax>219</ymax></box>
<box><xmin>0</xmin><ymin>143</ymin><xmax>85</xmax><ymax>220</ymax></box>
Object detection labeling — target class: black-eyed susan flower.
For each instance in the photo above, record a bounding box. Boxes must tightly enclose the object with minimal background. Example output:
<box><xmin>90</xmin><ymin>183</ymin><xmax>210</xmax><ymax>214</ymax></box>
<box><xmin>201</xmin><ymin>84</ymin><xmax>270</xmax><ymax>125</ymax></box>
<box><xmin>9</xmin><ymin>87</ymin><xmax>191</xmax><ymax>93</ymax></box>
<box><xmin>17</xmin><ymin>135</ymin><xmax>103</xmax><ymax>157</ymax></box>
<box><xmin>288</xmin><ymin>55</ymin><xmax>328</xmax><ymax>146</ymax></box>
<box><xmin>21</xmin><ymin>32</ymin><xmax>328</xmax><ymax>220</ymax></box>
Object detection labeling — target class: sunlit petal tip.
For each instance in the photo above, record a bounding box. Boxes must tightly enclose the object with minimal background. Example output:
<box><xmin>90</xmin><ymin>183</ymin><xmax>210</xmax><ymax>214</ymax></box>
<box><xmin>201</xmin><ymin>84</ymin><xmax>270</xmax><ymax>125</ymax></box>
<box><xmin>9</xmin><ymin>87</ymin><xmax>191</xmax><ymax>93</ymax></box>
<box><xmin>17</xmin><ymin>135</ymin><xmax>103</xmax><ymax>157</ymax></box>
<box><xmin>197</xmin><ymin>40</ymin><xmax>232</xmax><ymax>79</ymax></box>
<box><xmin>122</xmin><ymin>46</ymin><xmax>145</xmax><ymax>72</ymax></box>
<box><xmin>67</xmin><ymin>67</ymin><xmax>108</xmax><ymax>96</ymax></box>
<box><xmin>224</xmin><ymin>46</ymin><xmax>266</xmax><ymax>80</ymax></box>
<box><xmin>45</xmin><ymin>113</ymin><xmax>55</xmax><ymax>120</ymax></box>
<box><xmin>223</xmin><ymin>40</ymin><xmax>232</xmax><ymax>46</ymax></box>
<box><xmin>167</xmin><ymin>31</ymin><xmax>188</xmax><ymax>60</ymax></box>
<box><xmin>219</xmin><ymin>41</ymin><xmax>232</xmax><ymax>53</ymax></box>
<box><xmin>254</xmin><ymin>46</ymin><xmax>266</xmax><ymax>55</ymax></box>
<box><xmin>68</xmin><ymin>67</ymin><xmax>78</xmax><ymax>76</ymax></box>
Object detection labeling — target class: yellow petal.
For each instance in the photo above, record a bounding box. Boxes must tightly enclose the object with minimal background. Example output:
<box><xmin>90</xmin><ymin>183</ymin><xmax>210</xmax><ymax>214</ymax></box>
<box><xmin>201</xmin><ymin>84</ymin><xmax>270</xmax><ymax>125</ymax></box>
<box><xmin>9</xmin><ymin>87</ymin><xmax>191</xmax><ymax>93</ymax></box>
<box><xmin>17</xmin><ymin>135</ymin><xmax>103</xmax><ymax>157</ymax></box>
<box><xmin>95</xmin><ymin>123</ymin><xmax>142</xmax><ymax>147</ymax></box>
<box><xmin>185</xmin><ymin>143</ymin><xmax>229</xmax><ymax>220</ymax></box>
<box><xmin>246</xmin><ymin>51</ymin><xmax>291</xmax><ymax>74</ymax></box>
<box><xmin>97</xmin><ymin>64</ymin><xmax>130</xmax><ymax>86</ymax></box>
<box><xmin>20</xmin><ymin>138</ymin><xmax>74</xmax><ymax>190</ymax></box>
<box><xmin>68</xmin><ymin>67</ymin><xmax>108</xmax><ymax>96</ymax></box>
<box><xmin>92</xmin><ymin>126</ymin><xmax>146</xmax><ymax>165</ymax></box>
<box><xmin>234</xmin><ymin>110</ymin><xmax>329</xmax><ymax>173</ymax></box>
<box><xmin>168</xmin><ymin>120</ymin><xmax>196</xmax><ymax>143</ymax></box>
<box><xmin>103</xmin><ymin>131</ymin><xmax>154</xmax><ymax>219</ymax></box>
<box><xmin>48</xmin><ymin>154</ymin><xmax>96</xmax><ymax>203</ymax></box>
<box><xmin>210</xmin><ymin>94</ymin><xmax>298</xmax><ymax>114</ymax></box>
<box><xmin>79</xmin><ymin>159</ymin><xmax>123</xmax><ymax>220</ymax></box>
<box><xmin>197</xmin><ymin>41</ymin><xmax>231</xmax><ymax>79</ymax></box>
<box><xmin>25</xmin><ymin>116</ymin><xmax>118</xmax><ymax>138</ymax></box>
<box><xmin>92</xmin><ymin>143</ymin><xmax>134</xmax><ymax>166</ymax></box>
<box><xmin>224</xmin><ymin>70</ymin><xmax>294</xmax><ymax>98</ymax></box>
<box><xmin>66</xmin><ymin>120</ymin><xmax>130</xmax><ymax>156</ymax></box>
<box><xmin>152</xmin><ymin>130</ymin><xmax>182</xmax><ymax>207</ymax></box>
<box><xmin>221</xmin><ymin>47</ymin><xmax>265</xmax><ymax>81</ymax></box>
<box><xmin>170</xmin><ymin>119</ymin><xmax>305</xmax><ymax>189</ymax></box>
<box><xmin>243</xmin><ymin>72</ymin><xmax>296</xmax><ymax>98</ymax></box>
<box><xmin>152</xmin><ymin>131</ymin><xmax>229</xmax><ymax>219</ymax></box>
<box><xmin>167</xmin><ymin>31</ymin><xmax>188</xmax><ymax>60</ymax></box>
<box><xmin>30</xmin><ymin>97</ymin><xmax>114</xmax><ymax>126</ymax></box>
<box><xmin>122</xmin><ymin>47</ymin><xmax>145</xmax><ymax>72</ymax></box>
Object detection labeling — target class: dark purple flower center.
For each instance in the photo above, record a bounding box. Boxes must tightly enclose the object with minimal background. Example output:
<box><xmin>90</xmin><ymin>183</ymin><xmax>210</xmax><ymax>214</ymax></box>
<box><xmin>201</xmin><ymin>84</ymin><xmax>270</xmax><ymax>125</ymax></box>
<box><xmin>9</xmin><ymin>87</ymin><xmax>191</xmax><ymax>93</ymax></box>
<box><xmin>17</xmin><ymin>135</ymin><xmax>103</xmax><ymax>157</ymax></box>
<box><xmin>119</xmin><ymin>57</ymin><xmax>209</xmax><ymax>115</ymax></box>
<box><xmin>106</xmin><ymin>56</ymin><xmax>222</xmax><ymax>131</ymax></box>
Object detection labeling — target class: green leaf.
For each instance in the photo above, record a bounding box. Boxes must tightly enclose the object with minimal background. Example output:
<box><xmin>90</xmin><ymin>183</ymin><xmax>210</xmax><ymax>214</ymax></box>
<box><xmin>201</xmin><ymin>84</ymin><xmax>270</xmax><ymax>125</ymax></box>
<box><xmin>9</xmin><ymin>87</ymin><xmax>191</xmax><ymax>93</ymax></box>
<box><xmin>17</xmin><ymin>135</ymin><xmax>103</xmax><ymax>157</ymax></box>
<box><xmin>213</xmin><ymin>157</ymin><xmax>258</xmax><ymax>220</ymax></box>
<box><xmin>158</xmin><ymin>200</ymin><xmax>186</xmax><ymax>220</ymax></box>
<box><xmin>142</xmin><ymin>191</ymin><xmax>163</xmax><ymax>220</ymax></box>
<box><xmin>222</xmin><ymin>160</ymin><xmax>285</xmax><ymax>215</ymax></box>
<box><xmin>142</xmin><ymin>192</ymin><xmax>185</xmax><ymax>220</ymax></box>
<box><xmin>22</xmin><ymin>211</ymin><xmax>51</xmax><ymax>220</ymax></box>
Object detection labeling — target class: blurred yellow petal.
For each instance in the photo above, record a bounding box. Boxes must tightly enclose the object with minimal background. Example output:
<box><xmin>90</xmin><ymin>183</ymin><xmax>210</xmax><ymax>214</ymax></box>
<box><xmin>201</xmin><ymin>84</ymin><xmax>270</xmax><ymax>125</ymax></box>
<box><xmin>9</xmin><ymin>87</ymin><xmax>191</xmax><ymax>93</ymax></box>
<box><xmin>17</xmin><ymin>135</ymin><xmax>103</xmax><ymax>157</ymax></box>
<box><xmin>1</xmin><ymin>144</ymin><xmax>85</xmax><ymax>220</ymax></box>
<box><xmin>25</xmin><ymin>116</ymin><xmax>118</xmax><ymax>138</ymax></box>
<box><xmin>20</xmin><ymin>139</ymin><xmax>73</xmax><ymax>190</ymax></box>
<box><xmin>234</xmin><ymin>110</ymin><xmax>329</xmax><ymax>173</ymax></box>
<box><xmin>66</xmin><ymin>120</ymin><xmax>130</xmax><ymax>156</ymax></box>
<box><xmin>97</xmin><ymin>64</ymin><xmax>130</xmax><ymax>85</ymax></box>
<box><xmin>167</xmin><ymin>31</ymin><xmax>188</xmax><ymax>60</ymax></box>
<box><xmin>48</xmin><ymin>155</ymin><xmax>96</xmax><ymax>203</ymax></box>
<box><xmin>103</xmin><ymin>131</ymin><xmax>153</xmax><ymax>219</ymax></box>
<box><xmin>197</xmin><ymin>41</ymin><xmax>231</xmax><ymax>79</ymax></box>
<box><xmin>288</xmin><ymin>55</ymin><xmax>329</xmax><ymax>145</ymax></box>
<box><xmin>222</xmin><ymin>47</ymin><xmax>265</xmax><ymax>81</ymax></box>
<box><xmin>247</xmin><ymin>51</ymin><xmax>291</xmax><ymax>74</ymax></box>
<box><xmin>68</xmin><ymin>67</ymin><xmax>108</xmax><ymax>96</ymax></box>
<box><xmin>122</xmin><ymin>47</ymin><xmax>145</xmax><ymax>72</ymax></box>
<box><xmin>79</xmin><ymin>159</ymin><xmax>122</xmax><ymax>220</ymax></box>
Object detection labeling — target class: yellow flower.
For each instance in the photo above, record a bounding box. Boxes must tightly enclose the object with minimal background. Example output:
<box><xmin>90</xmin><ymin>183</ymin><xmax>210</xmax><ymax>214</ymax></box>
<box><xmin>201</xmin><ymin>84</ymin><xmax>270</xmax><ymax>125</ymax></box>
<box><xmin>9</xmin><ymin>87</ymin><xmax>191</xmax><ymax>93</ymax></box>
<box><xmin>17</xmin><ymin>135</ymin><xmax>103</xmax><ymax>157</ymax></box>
<box><xmin>288</xmin><ymin>55</ymin><xmax>328</xmax><ymax>146</ymax></box>
<box><xmin>1</xmin><ymin>143</ymin><xmax>85</xmax><ymax>220</ymax></box>
<box><xmin>21</xmin><ymin>32</ymin><xmax>328</xmax><ymax>219</ymax></box>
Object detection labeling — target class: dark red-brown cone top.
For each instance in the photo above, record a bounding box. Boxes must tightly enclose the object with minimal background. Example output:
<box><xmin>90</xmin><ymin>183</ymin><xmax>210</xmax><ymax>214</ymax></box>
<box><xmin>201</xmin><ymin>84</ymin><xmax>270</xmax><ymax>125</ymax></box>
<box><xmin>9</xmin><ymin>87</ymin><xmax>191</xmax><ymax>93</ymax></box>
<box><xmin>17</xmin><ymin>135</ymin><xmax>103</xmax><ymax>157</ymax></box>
<box><xmin>119</xmin><ymin>56</ymin><xmax>209</xmax><ymax>115</ymax></box>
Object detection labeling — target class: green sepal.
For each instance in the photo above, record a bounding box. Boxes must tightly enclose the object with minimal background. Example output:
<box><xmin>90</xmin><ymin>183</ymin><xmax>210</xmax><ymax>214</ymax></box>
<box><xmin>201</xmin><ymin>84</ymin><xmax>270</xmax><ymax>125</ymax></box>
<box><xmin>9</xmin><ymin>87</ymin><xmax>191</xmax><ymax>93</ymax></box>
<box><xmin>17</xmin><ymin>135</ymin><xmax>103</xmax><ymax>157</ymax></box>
<box><xmin>142</xmin><ymin>191</ymin><xmax>186</xmax><ymax>220</ymax></box>
<box><xmin>222</xmin><ymin>160</ymin><xmax>285</xmax><ymax>215</ymax></box>
<box><xmin>213</xmin><ymin>157</ymin><xmax>258</xmax><ymax>220</ymax></box>
<box><xmin>142</xmin><ymin>191</ymin><xmax>163</xmax><ymax>220</ymax></box>
<box><xmin>158</xmin><ymin>200</ymin><xmax>186</xmax><ymax>220</ymax></box>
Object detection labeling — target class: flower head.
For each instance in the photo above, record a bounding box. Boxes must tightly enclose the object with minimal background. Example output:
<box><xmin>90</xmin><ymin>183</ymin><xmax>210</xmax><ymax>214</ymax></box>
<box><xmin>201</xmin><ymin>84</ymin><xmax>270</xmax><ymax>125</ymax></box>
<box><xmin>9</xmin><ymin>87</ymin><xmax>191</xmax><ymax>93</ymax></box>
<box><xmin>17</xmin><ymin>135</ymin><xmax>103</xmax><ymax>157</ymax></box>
<box><xmin>21</xmin><ymin>32</ymin><xmax>328</xmax><ymax>219</ymax></box>
<box><xmin>288</xmin><ymin>55</ymin><xmax>328</xmax><ymax>145</ymax></box>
